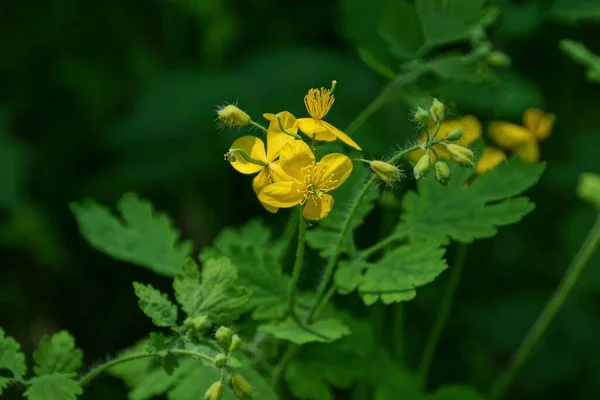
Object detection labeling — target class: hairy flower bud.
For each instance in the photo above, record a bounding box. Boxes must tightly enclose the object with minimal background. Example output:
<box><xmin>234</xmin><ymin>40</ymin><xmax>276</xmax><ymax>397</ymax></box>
<box><xmin>215</xmin><ymin>327</ymin><xmax>233</xmax><ymax>351</ymax></box>
<box><xmin>486</xmin><ymin>51</ymin><xmax>511</xmax><ymax>67</ymax></box>
<box><xmin>214</xmin><ymin>354</ymin><xmax>228</xmax><ymax>368</ymax></box>
<box><xmin>229</xmin><ymin>374</ymin><xmax>253</xmax><ymax>400</ymax></box>
<box><xmin>430</xmin><ymin>98</ymin><xmax>445</xmax><ymax>122</ymax></box>
<box><xmin>445</xmin><ymin>128</ymin><xmax>463</xmax><ymax>141</ymax></box>
<box><xmin>184</xmin><ymin>315</ymin><xmax>209</xmax><ymax>331</ymax></box>
<box><xmin>413</xmin><ymin>154</ymin><xmax>431</xmax><ymax>180</ymax></box>
<box><xmin>229</xmin><ymin>334</ymin><xmax>242</xmax><ymax>353</ymax></box>
<box><xmin>434</xmin><ymin>161</ymin><xmax>451</xmax><ymax>186</ymax></box>
<box><xmin>413</xmin><ymin>106</ymin><xmax>430</xmax><ymax>124</ymax></box>
<box><xmin>204</xmin><ymin>381</ymin><xmax>224</xmax><ymax>400</ymax></box>
<box><xmin>446</xmin><ymin>144</ymin><xmax>474</xmax><ymax>166</ymax></box>
<box><xmin>217</xmin><ymin>104</ymin><xmax>251</xmax><ymax>127</ymax></box>
<box><xmin>370</xmin><ymin>160</ymin><xmax>401</xmax><ymax>185</ymax></box>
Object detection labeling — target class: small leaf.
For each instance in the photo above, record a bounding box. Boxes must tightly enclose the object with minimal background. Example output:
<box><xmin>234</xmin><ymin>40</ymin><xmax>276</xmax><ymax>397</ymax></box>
<box><xmin>133</xmin><ymin>282</ymin><xmax>178</xmax><ymax>327</ymax></box>
<box><xmin>0</xmin><ymin>327</ymin><xmax>27</xmax><ymax>379</ymax></box>
<box><xmin>259</xmin><ymin>318</ymin><xmax>350</xmax><ymax>344</ymax></box>
<box><xmin>24</xmin><ymin>375</ymin><xmax>82</xmax><ymax>400</ymax></box>
<box><xmin>33</xmin><ymin>331</ymin><xmax>83</xmax><ymax>376</ymax></box>
<box><xmin>162</xmin><ymin>353</ymin><xmax>180</xmax><ymax>376</ymax></box>
<box><xmin>173</xmin><ymin>257</ymin><xmax>250</xmax><ymax>325</ymax></box>
<box><xmin>146</xmin><ymin>333</ymin><xmax>168</xmax><ymax>354</ymax></box>
<box><xmin>70</xmin><ymin>193</ymin><xmax>191</xmax><ymax>276</ymax></box>
<box><xmin>427</xmin><ymin>54</ymin><xmax>494</xmax><ymax>83</ymax></box>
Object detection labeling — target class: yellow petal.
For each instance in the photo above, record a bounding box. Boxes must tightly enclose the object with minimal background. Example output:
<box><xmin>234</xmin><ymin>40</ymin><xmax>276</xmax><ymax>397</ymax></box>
<box><xmin>431</xmin><ymin>115</ymin><xmax>482</xmax><ymax>146</ymax></box>
<box><xmin>303</xmin><ymin>194</ymin><xmax>334</xmax><ymax>220</ymax></box>
<box><xmin>514</xmin><ymin>140</ymin><xmax>540</xmax><ymax>162</ymax></box>
<box><xmin>229</xmin><ymin>136</ymin><xmax>268</xmax><ymax>174</ymax></box>
<box><xmin>314</xmin><ymin>153</ymin><xmax>353</xmax><ymax>191</ymax></box>
<box><xmin>320</xmin><ymin>121</ymin><xmax>362</xmax><ymax>151</ymax></box>
<box><xmin>476</xmin><ymin>146</ymin><xmax>507</xmax><ymax>174</ymax></box>
<box><xmin>488</xmin><ymin>121</ymin><xmax>533</xmax><ymax>150</ymax></box>
<box><xmin>266</xmin><ymin>129</ymin><xmax>295</xmax><ymax>162</ymax></box>
<box><xmin>258</xmin><ymin>182</ymin><xmax>305</xmax><ymax>208</ymax></box>
<box><xmin>297</xmin><ymin>118</ymin><xmax>337</xmax><ymax>142</ymax></box>
<box><xmin>279</xmin><ymin>140</ymin><xmax>316</xmax><ymax>181</ymax></box>
<box><xmin>522</xmin><ymin>108</ymin><xmax>555</xmax><ymax>141</ymax></box>
<box><xmin>253</xmin><ymin>169</ymin><xmax>278</xmax><ymax>213</ymax></box>
<box><xmin>263</xmin><ymin>111</ymin><xmax>299</xmax><ymax>134</ymax></box>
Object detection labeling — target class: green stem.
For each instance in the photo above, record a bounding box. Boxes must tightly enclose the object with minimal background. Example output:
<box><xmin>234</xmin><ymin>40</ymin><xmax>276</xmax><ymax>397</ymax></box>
<box><xmin>288</xmin><ymin>206</ymin><xmax>306</xmax><ymax>315</ymax></box>
<box><xmin>490</xmin><ymin>215</ymin><xmax>600</xmax><ymax>400</ymax></box>
<box><xmin>250</xmin><ymin>120</ymin><xmax>268</xmax><ymax>132</ymax></box>
<box><xmin>307</xmin><ymin>145</ymin><xmax>422</xmax><ymax>323</ymax></box>
<box><xmin>271</xmin><ymin>344</ymin><xmax>300</xmax><ymax>388</ymax></box>
<box><xmin>78</xmin><ymin>349</ymin><xmax>214</xmax><ymax>387</ymax></box>
<box><xmin>417</xmin><ymin>244</ymin><xmax>468</xmax><ymax>389</ymax></box>
<box><xmin>358</xmin><ymin>233</ymin><xmax>404</xmax><ymax>260</ymax></box>
<box><xmin>278</xmin><ymin>208</ymin><xmax>299</xmax><ymax>261</ymax></box>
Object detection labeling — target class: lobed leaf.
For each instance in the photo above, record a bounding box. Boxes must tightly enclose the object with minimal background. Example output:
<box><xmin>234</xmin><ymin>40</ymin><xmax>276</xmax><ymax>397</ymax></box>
<box><xmin>259</xmin><ymin>318</ymin><xmax>350</xmax><ymax>345</ymax></box>
<box><xmin>132</xmin><ymin>283</ymin><xmax>178</xmax><ymax>328</ymax></box>
<box><xmin>24</xmin><ymin>375</ymin><xmax>82</xmax><ymax>400</ymax></box>
<box><xmin>0</xmin><ymin>327</ymin><xmax>27</xmax><ymax>379</ymax></box>
<box><xmin>70</xmin><ymin>192</ymin><xmax>191</xmax><ymax>276</ymax></box>
<box><xmin>33</xmin><ymin>331</ymin><xmax>83</xmax><ymax>376</ymax></box>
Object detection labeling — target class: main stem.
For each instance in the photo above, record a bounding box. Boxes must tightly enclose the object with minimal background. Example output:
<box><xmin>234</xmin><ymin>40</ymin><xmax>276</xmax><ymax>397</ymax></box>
<box><xmin>490</xmin><ymin>215</ymin><xmax>600</xmax><ymax>400</ymax></box>
<box><xmin>288</xmin><ymin>206</ymin><xmax>306</xmax><ymax>315</ymax></box>
<box><xmin>417</xmin><ymin>244</ymin><xmax>468</xmax><ymax>389</ymax></box>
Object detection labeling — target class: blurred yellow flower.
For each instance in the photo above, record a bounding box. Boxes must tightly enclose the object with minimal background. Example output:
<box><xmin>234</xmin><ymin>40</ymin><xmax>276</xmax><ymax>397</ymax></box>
<box><xmin>297</xmin><ymin>81</ymin><xmax>362</xmax><ymax>151</ymax></box>
<box><xmin>488</xmin><ymin>108</ymin><xmax>555</xmax><ymax>162</ymax></box>
<box><xmin>476</xmin><ymin>146</ymin><xmax>507</xmax><ymax>174</ymax></box>
<box><xmin>259</xmin><ymin>140</ymin><xmax>353</xmax><ymax>220</ymax></box>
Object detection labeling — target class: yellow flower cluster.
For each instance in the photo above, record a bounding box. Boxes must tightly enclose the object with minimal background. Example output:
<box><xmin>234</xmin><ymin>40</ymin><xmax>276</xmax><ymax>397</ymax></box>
<box><xmin>222</xmin><ymin>82</ymin><xmax>358</xmax><ymax>220</ymax></box>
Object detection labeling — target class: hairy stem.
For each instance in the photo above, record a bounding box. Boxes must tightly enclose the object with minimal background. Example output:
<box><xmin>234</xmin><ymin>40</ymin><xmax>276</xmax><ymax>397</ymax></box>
<box><xmin>490</xmin><ymin>215</ymin><xmax>600</xmax><ymax>400</ymax></box>
<box><xmin>288</xmin><ymin>206</ymin><xmax>306</xmax><ymax>315</ymax></box>
<box><xmin>417</xmin><ymin>244</ymin><xmax>468</xmax><ymax>389</ymax></box>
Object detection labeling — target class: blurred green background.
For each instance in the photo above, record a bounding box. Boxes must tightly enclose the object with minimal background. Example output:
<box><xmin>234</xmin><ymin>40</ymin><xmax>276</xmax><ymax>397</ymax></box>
<box><xmin>1</xmin><ymin>0</ymin><xmax>599</xmax><ymax>399</ymax></box>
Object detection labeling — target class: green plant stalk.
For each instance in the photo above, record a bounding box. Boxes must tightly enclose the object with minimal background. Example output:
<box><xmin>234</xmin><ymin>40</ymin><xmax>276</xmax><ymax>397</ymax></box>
<box><xmin>417</xmin><ymin>244</ymin><xmax>468</xmax><ymax>389</ymax></box>
<box><xmin>490</xmin><ymin>215</ymin><xmax>600</xmax><ymax>400</ymax></box>
<box><xmin>288</xmin><ymin>206</ymin><xmax>306</xmax><ymax>316</ymax></box>
<box><xmin>77</xmin><ymin>349</ymin><xmax>214</xmax><ymax>387</ymax></box>
<box><xmin>358</xmin><ymin>233</ymin><xmax>404</xmax><ymax>260</ymax></box>
<box><xmin>270</xmin><ymin>343</ymin><xmax>300</xmax><ymax>388</ymax></box>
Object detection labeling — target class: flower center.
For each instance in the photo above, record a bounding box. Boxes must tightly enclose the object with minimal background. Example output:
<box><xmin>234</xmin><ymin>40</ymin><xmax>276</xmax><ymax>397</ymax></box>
<box><xmin>304</xmin><ymin>81</ymin><xmax>336</xmax><ymax>120</ymax></box>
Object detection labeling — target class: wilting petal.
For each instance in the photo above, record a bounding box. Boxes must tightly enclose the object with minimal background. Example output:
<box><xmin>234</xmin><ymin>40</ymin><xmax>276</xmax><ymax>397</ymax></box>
<box><xmin>523</xmin><ymin>108</ymin><xmax>555</xmax><ymax>141</ymax></box>
<box><xmin>320</xmin><ymin>121</ymin><xmax>362</xmax><ymax>151</ymax></box>
<box><xmin>278</xmin><ymin>140</ymin><xmax>316</xmax><ymax>181</ymax></box>
<box><xmin>252</xmin><ymin>169</ymin><xmax>278</xmax><ymax>213</ymax></box>
<box><xmin>259</xmin><ymin>181</ymin><xmax>305</xmax><ymax>208</ymax></box>
<box><xmin>476</xmin><ymin>146</ymin><xmax>507</xmax><ymax>174</ymax></box>
<box><xmin>229</xmin><ymin>136</ymin><xmax>268</xmax><ymax>174</ymax></box>
<box><xmin>266</xmin><ymin>129</ymin><xmax>295</xmax><ymax>162</ymax></box>
<box><xmin>297</xmin><ymin>118</ymin><xmax>337</xmax><ymax>141</ymax></box>
<box><xmin>314</xmin><ymin>153</ymin><xmax>353</xmax><ymax>192</ymax></box>
<box><xmin>303</xmin><ymin>194</ymin><xmax>334</xmax><ymax>220</ymax></box>
<box><xmin>514</xmin><ymin>140</ymin><xmax>540</xmax><ymax>163</ymax></box>
<box><xmin>488</xmin><ymin>121</ymin><xmax>533</xmax><ymax>150</ymax></box>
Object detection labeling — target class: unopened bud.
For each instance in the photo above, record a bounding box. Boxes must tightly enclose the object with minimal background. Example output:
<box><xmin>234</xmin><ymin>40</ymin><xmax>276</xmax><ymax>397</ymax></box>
<box><xmin>184</xmin><ymin>315</ymin><xmax>209</xmax><ymax>331</ymax></box>
<box><xmin>446</xmin><ymin>144</ymin><xmax>474</xmax><ymax>167</ymax></box>
<box><xmin>215</xmin><ymin>326</ymin><xmax>233</xmax><ymax>351</ymax></box>
<box><xmin>229</xmin><ymin>334</ymin><xmax>242</xmax><ymax>353</ymax></box>
<box><xmin>204</xmin><ymin>381</ymin><xmax>224</xmax><ymax>400</ymax></box>
<box><xmin>228</xmin><ymin>374</ymin><xmax>253</xmax><ymax>400</ymax></box>
<box><xmin>435</xmin><ymin>161</ymin><xmax>451</xmax><ymax>186</ymax></box>
<box><xmin>430</xmin><ymin>98</ymin><xmax>445</xmax><ymax>122</ymax></box>
<box><xmin>414</xmin><ymin>107</ymin><xmax>430</xmax><ymax>124</ymax></box>
<box><xmin>486</xmin><ymin>51</ymin><xmax>511</xmax><ymax>67</ymax></box>
<box><xmin>414</xmin><ymin>154</ymin><xmax>431</xmax><ymax>180</ymax></box>
<box><xmin>214</xmin><ymin>354</ymin><xmax>228</xmax><ymax>368</ymax></box>
<box><xmin>445</xmin><ymin>128</ymin><xmax>463</xmax><ymax>141</ymax></box>
<box><xmin>370</xmin><ymin>160</ymin><xmax>401</xmax><ymax>185</ymax></box>
<box><xmin>217</xmin><ymin>104</ymin><xmax>251</xmax><ymax>127</ymax></box>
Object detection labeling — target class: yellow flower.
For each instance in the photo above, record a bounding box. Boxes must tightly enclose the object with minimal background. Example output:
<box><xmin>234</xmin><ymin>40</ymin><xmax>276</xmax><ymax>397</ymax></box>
<box><xmin>258</xmin><ymin>140</ymin><xmax>353</xmax><ymax>220</ymax></box>
<box><xmin>409</xmin><ymin>115</ymin><xmax>482</xmax><ymax>162</ymax></box>
<box><xmin>228</xmin><ymin>116</ymin><xmax>296</xmax><ymax>212</ymax></box>
<box><xmin>476</xmin><ymin>146</ymin><xmax>507</xmax><ymax>174</ymax></box>
<box><xmin>297</xmin><ymin>81</ymin><xmax>362</xmax><ymax>151</ymax></box>
<box><xmin>488</xmin><ymin>108</ymin><xmax>555</xmax><ymax>162</ymax></box>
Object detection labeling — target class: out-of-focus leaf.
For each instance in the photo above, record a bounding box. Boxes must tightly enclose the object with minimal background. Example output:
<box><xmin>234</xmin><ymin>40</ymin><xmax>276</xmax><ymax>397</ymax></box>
<box><xmin>560</xmin><ymin>40</ymin><xmax>600</xmax><ymax>84</ymax></box>
<box><xmin>379</xmin><ymin>0</ymin><xmax>424</xmax><ymax>60</ymax></box>
<box><xmin>429</xmin><ymin>385</ymin><xmax>487</xmax><ymax>400</ymax></box>
<box><xmin>552</xmin><ymin>0</ymin><xmax>600</xmax><ymax>23</ymax></box>
<box><xmin>577</xmin><ymin>172</ymin><xmax>600</xmax><ymax>206</ymax></box>
<box><xmin>427</xmin><ymin>54</ymin><xmax>494</xmax><ymax>83</ymax></box>
<box><xmin>259</xmin><ymin>318</ymin><xmax>350</xmax><ymax>344</ymax></box>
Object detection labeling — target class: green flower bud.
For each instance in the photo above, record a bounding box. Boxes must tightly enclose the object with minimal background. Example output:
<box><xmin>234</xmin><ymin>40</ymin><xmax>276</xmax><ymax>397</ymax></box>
<box><xmin>446</xmin><ymin>144</ymin><xmax>474</xmax><ymax>167</ymax></box>
<box><xmin>445</xmin><ymin>128</ymin><xmax>463</xmax><ymax>141</ymax></box>
<box><xmin>370</xmin><ymin>160</ymin><xmax>401</xmax><ymax>185</ymax></box>
<box><xmin>184</xmin><ymin>315</ymin><xmax>209</xmax><ymax>331</ymax></box>
<box><xmin>204</xmin><ymin>381</ymin><xmax>224</xmax><ymax>400</ymax></box>
<box><xmin>434</xmin><ymin>161</ymin><xmax>451</xmax><ymax>186</ymax></box>
<box><xmin>229</xmin><ymin>334</ymin><xmax>242</xmax><ymax>353</ymax></box>
<box><xmin>215</xmin><ymin>327</ymin><xmax>233</xmax><ymax>351</ymax></box>
<box><xmin>413</xmin><ymin>154</ymin><xmax>431</xmax><ymax>180</ymax></box>
<box><xmin>430</xmin><ymin>98</ymin><xmax>445</xmax><ymax>122</ymax></box>
<box><xmin>414</xmin><ymin>106</ymin><xmax>430</xmax><ymax>124</ymax></box>
<box><xmin>486</xmin><ymin>51</ymin><xmax>511</xmax><ymax>67</ymax></box>
<box><xmin>214</xmin><ymin>354</ymin><xmax>228</xmax><ymax>368</ymax></box>
<box><xmin>228</xmin><ymin>374</ymin><xmax>253</xmax><ymax>400</ymax></box>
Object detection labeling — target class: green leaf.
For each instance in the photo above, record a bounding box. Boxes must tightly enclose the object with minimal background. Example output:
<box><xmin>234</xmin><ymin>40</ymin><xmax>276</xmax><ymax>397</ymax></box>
<box><xmin>0</xmin><ymin>377</ymin><xmax>10</xmax><ymax>395</ymax></box>
<box><xmin>200</xmin><ymin>219</ymin><xmax>290</xmax><ymax>320</ymax></box>
<box><xmin>429</xmin><ymin>385</ymin><xmax>487</xmax><ymax>400</ymax></box>
<box><xmin>132</xmin><ymin>282</ymin><xmax>178</xmax><ymax>327</ymax></box>
<box><xmin>336</xmin><ymin>239</ymin><xmax>447</xmax><ymax>305</ymax></box>
<box><xmin>400</xmin><ymin>158</ymin><xmax>545</xmax><ymax>244</ymax></box>
<box><xmin>306</xmin><ymin>164</ymin><xmax>379</xmax><ymax>258</ymax></box>
<box><xmin>415</xmin><ymin>0</ymin><xmax>495</xmax><ymax>48</ymax></box>
<box><xmin>33</xmin><ymin>331</ymin><xmax>83</xmax><ymax>376</ymax></box>
<box><xmin>560</xmin><ymin>40</ymin><xmax>600</xmax><ymax>84</ymax></box>
<box><xmin>0</xmin><ymin>327</ymin><xmax>27</xmax><ymax>379</ymax></box>
<box><xmin>427</xmin><ymin>54</ymin><xmax>494</xmax><ymax>83</ymax></box>
<box><xmin>577</xmin><ymin>172</ymin><xmax>600</xmax><ymax>207</ymax></box>
<box><xmin>259</xmin><ymin>318</ymin><xmax>350</xmax><ymax>345</ymax></box>
<box><xmin>173</xmin><ymin>257</ymin><xmax>250</xmax><ymax>325</ymax></box>
<box><xmin>24</xmin><ymin>375</ymin><xmax>82</xmax><ymax>400</ymax></box>
<box><xmin>552</xmin><ymin>0</ymin><xmax>600</xmax><ymax>23</ymax></box>
<box><xmin>379</xmin><ymin>0</ymin><xmax>423</xmax><ymax>60</ymax></box>
<box><xmin>70</xmin><ymin>192</ymin><xmax>191</xmax><ymax>277</ymax></box>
